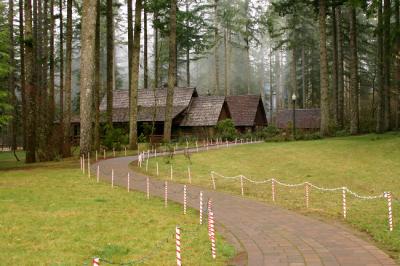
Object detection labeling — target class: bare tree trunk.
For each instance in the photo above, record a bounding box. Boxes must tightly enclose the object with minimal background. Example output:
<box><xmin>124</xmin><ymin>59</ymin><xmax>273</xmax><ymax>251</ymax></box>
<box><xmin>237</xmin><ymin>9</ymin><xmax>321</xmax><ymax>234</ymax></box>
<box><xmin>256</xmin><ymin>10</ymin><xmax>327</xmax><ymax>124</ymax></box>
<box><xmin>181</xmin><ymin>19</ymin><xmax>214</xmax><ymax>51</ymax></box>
<box><xmin>9</xmin><ymin>0</ymin><xmax>19</xmax><ymax>160</ymax></box>
<box><xmin>395</xmin><ymin>0</ymin><xmax>400</xmax><ymax>130</ymax></box>
<box><xmin>290</xmin><ymin>48</ymin><xmax>296</xmax><ymax>108</ymax></box>
<box><xmin>213</xmin><ymin>0</ymin><xmax>220</xmax><ymax>95</ymax></box>
<box><xmin>383</xmin><ymin>0</ymin><xmax>391</xmax><ymax>130</ymax></box>
<box><xmin>331</xmin><ymin>6</ymin><xmax>338</xmax><ymax>125</ymax></box>
<box><xmin>224</xmin><ymin>28</ymin><xmax>228</xmax><ymax>96</ymax></box>
<box><xmin>24</xmin><ymin>0</ymin><xmax>37</xmax><ymax>163</ymax></box>
<box><xmin>106</xmin><ymin>0</ymin><xmax>114</xmax><ymax>128</ymax></box>
<box><xmin>59</xmin><ymin>0</ymin><xmax>64</xmax><ymax>136</ymax></box>
<box><xmin>275</xmin><ymin>51</ymin><xmax>281</xmax><ymax>109</ymax></box>
<box><xmin>164</xmin><ymin>0</ymin><xmax>177</xmax><ymax>142</ymax></box>
<box><xmin>319</xmin><ymin>0</ymin><xmax>330</xmax><ymax>136</ymax></box>
<box><xmin>153</xmin><ymin>12</ymin><xmax>159</xmax><ymax>88</ymax></box>
<box><xmin>62</xmin><ymin>0</ymin><xmax>72</xmax><ymax>157</ymax></box>
<box><xmin>79</xmin><ymin>0</ymin><xmax>98</xmax><ymax>155</ymax></box>
<box><xmin>94</xmin><ymin>0</ymin><xmax>101</xmax><ymax>151</ymax></box>
<box><xmin>49</xmin><ymin>0</ymin><xmax>55</xmax><ymax>129</ymax></box>
<box><xmin>301</xmin><ymin>46</ymin><xmax>306</xmax><ymax>108</ymax></box>
<box><xmin>19</xmin><ymin>0</ymin><xmax>26</xmax><ymax>150</ymax></box>
<box><xmin>185</xmin><ymin>0</ymin><xmax>190</xmax><ymax>87</ymax></box>
<box><xmin>144</xmin><ymin>2</ymin><xmax>149</xmax><ymax>89</ymax></box>
<box><xmin>376</xmin><ymin>0</ymin><xmax>385</xmax><ymax>133</ymax></box>
<box><xmin>129</xmin><ymin>0</ymin><xmax>142</xmax><ymax>149</ymax></box>
<box><xmin>269</xmin><ymin>48</ymin><xmax>273</xmax><ymax>123</ymax></box>
<box><xmin>349</xmin><ymin>6</ymin><xmax>359</xmax><ymax>134</ymax></box>
<box><xmin>128</xmin><ymin>0</ymin><xmax>133</xmax><ymax>90</ymax></box>
<box><xmin>336</xmin><ymin>6</ymin><xmax>344</xmax><ymax>129</ymax></box>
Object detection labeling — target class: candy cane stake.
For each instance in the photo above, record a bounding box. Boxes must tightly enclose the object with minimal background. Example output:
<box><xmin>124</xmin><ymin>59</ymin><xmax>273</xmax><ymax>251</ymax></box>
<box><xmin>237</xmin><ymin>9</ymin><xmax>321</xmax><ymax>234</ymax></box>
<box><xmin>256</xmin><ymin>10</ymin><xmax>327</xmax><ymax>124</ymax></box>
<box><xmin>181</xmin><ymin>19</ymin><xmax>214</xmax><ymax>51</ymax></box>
<box><xmin>342</xmin><ymin>187</ymin><xmax>347</xmax><ymax>219</ymax></box>
<box><xmin>200</xmin><ymin>191</ymin><xmax>203</xmax><ymax>224</ymax></box>
<box><xmin>146</xmin><ymin>177</ymin><xmax>150</xmax><ymax>199</ymax></box>
<box><xmin>183</xmin><ymin>185</ymin><xmax>187</xmax><ymax>214</ymax></box>
<box><xmin>188</xmin><ymin>166</ymin><xmax>192</xmax><ymax>184</ymax></box>
<box><xmin>271</xmin><ymin>179</ymin><xmax>275</xmax><ymax>202</ymax></box>
<box><xmin>305</xmin><ymin>182</ymin><xmax>309</xmax><ymax>208</ymax></box>
<box><xmin>165</xmin><ymin>181</ymin><xmax>168</xmax><ymax>207</ymax></box>
<box><xmin>96</xmin><ymin>165</ymin><xmax>99</xmax><ymax>183</ymax></box>
<box><xmin>92</xmin><ymin>258</ymin><xmax>100</xmax><ymax>266</ymax></box>
<box><xmin>387</xmin><ymin>192</ymin><xmax>393</xmax><ymax>232</ymax></box>
<box><xmin>240</xmin><ymin>175</ymin><xmax>244</xmax><ymax>196</ymax></box>
<box><xmin>210</xmin><ymin>211</ymin><xmax>216</xmax><ymax>259</ymax></box>
<box><xmin>176</xmin><ymin>226</ymin><xmax>182</xmax><ymax>266</ymax></box>
<box><xmin>211</xmin><ymin>172</ymin><xmax>216</xmax><ymax>190</ymax></box>
<box><xmin>82</xmin><ymin>155</ymin><xmax>85</xmax><ymax>174</ymax></box>
<box><xmin>111</xmin><ymin>169</ymin><xmax>114</xmax><ymax>188</ymax></box>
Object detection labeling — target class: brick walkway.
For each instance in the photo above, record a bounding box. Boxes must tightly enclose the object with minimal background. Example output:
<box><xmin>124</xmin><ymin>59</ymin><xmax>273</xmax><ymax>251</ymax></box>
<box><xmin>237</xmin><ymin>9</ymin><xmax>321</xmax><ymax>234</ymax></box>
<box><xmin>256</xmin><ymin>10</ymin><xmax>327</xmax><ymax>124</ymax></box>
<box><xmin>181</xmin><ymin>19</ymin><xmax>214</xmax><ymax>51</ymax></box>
<box><xmin>92</xmin><ymin>146</ymin><xmax>396</xmax><ymax>266</ymax></box>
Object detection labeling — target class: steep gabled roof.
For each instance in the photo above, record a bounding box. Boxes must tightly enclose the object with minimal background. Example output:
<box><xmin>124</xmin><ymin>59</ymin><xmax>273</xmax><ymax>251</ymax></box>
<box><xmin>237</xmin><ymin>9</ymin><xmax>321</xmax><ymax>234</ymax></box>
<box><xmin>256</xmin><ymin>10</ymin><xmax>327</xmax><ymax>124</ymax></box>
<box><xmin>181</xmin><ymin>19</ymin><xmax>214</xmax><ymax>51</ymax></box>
<box><xmin>226</xmin><ymin>95</ymin><xmax>265</xmax><ymax>127</ymax></box>
<box><xmin>180</xmin><ymin>96</ymin><xmax>226</xmax><ymax>127</ymax></box>
<box><xmin>99</xmin><ymin>87</ymin><xmax>197</xmax><ymax>111</ymax></box>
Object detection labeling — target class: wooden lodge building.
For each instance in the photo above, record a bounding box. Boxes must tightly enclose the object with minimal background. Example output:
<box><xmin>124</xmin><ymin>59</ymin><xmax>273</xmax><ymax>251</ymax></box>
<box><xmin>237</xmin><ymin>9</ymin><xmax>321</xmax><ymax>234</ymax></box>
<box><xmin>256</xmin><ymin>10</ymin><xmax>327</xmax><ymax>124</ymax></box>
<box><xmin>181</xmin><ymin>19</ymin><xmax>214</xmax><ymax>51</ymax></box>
<box><xmin>71</xmin><ymin>87</ymin><xmax>268</xmax><ymax>140</ymax></box>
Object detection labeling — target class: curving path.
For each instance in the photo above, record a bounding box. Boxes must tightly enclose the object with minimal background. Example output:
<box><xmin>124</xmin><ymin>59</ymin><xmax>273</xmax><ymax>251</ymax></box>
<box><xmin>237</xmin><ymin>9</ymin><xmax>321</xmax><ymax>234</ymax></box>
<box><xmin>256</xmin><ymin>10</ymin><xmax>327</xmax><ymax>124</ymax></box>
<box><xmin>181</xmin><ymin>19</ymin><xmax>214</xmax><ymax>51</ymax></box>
<box><xmin>92</xmin><ymin>145</ymin><xmax>396</xmax><ymax>266</ymax></box>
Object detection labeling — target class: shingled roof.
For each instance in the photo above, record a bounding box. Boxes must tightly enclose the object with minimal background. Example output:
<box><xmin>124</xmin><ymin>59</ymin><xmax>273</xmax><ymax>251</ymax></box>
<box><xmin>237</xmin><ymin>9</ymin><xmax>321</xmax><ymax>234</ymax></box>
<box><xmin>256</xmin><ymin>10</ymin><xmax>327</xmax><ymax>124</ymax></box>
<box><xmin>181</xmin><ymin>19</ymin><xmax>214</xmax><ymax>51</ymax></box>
<box><xmin>226</xmin><ymin>95</ymin><xmax>266</xmax><ymax>127</ymax></box>
<box><xmin>180</xmin><ymin>96</ymin><xmax>227</xmax><ymax>127</ymax></box>
<box><xmin>276</xmin><ymin>109</ymin><xmax>321</xmax><ymax>129</ymax></box>
<box><xmin>99</xmin><ymin>87</ymin><xmax>197</xmax><ymax>111</ymax></box>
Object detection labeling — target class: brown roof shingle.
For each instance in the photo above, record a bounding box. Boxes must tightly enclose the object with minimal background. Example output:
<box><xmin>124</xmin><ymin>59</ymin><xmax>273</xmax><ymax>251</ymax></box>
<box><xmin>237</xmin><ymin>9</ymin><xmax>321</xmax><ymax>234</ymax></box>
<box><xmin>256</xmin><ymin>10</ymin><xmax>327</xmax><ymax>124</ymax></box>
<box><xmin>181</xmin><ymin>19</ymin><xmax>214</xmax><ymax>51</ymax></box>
<box><xmin>99</xmin><ymin>87</ymin><xmax>197</xmax><ymax>111</ymax></box>
<box><xmin>226</xmin><ymin>95</ymin><xmax>265</xmax><ymax>127</ymax></box>
<box><xmin>180</xmin><ymin>96</ymin><xmax>226</xmax><ymax>126</ymax></box>
<box><xmin>276</xmin><ymin>109</ymin><xmax>321</xmax><ymax>129</ymax></box>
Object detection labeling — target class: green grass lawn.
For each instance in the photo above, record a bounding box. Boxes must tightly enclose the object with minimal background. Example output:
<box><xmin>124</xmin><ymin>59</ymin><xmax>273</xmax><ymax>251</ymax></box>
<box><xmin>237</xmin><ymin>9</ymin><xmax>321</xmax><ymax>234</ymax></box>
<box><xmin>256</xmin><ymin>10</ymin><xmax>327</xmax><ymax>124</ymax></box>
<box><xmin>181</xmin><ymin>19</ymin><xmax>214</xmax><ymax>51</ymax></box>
<box><xmin>0</xmin><ymin>153</ymin><xmax>234</xmax><ymax>265</ymax></box>
<box><xmin>134</xmin><ymin>133</ymin><xmax>400</xmax><ymax>262</ymax></box>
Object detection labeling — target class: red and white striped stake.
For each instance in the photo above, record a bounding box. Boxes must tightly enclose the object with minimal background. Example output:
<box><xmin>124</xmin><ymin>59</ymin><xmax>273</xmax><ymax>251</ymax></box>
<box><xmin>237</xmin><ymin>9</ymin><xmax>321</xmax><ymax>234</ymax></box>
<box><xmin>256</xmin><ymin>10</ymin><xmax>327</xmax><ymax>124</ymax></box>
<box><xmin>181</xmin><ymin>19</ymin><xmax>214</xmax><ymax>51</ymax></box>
<box><xmin>156</xmin><ymin>162</ymin><xmax>159</xmax><ymax>176</ymax></box>
<box><xmin>176</xmin><ymin>226</ymin><xmax>182</xmax><ymax>266</ymax></box>
<box><xmin>271</xmin><ymin>179</ymin><xmax>276</xmax><ymax>202</ymax></box>
<box><xmin>211</xmin><ymin>172</ymin><xmax>216</xmax><ymax>190</ymax></box>
<box><xmin>170</xmin><ymin>165</ymin><xmax>173</xmax><ymax>180</ymax></box>
<box><xmin>387</xmin><ymin>192</ymin><xmax>393</xmax><ymax>232</ymax></box>
<box><xmin>92</xmin><ymin>258</ymin><xmax>100</xmax><ymax>266</ymax></box>
<box><xmin>209</xmin><ymin>211</ymin><xmax>216</xmax><ymax>259</ymax></box>
<box><xmin>305</xmin><ymin>182</ymin><xmax>309</xmax><ymax>208</ymax></box>
<box><xmin>183</xmin><ymin>185</ymin><xmax>187</xmax><ymax>214</ymax></box>
<box><xmin>95</xmin><ymin>150</ymin><xmax>98</xmax><ymax>161</ymax></box>
<box><xmin>111</xmin><ymin>169</ymin><xmax>114</xmax><ymax>188</ymax></box>
<box><xmin>165</xmin><ymin>181</ymin><xmax>168</xmax><ymax>207</ymax></box>
<box><xmin>200</xmin><ymin>191</ymin><xmax>203</xmax><ymax>224</ymax></box>
<box><xmin>188</xmin><ymin>166</ymin><xmax>192</xmax><ymax>184</ymax></box>
<box><xmin>96</xmin><ymin>165</ymin><xmax>100</xmax><ymax>183</ymax></box>
<box><xmin>103</xmin><ymin>149</ymin><xmax>106</xmax><ymax>159</ymax></box>
<box><xmin>240</xmin><ymin>175</ymin><xmax>244</xmax><ymax>196</ymax></box>
<box><xmin>208</xmin><ymin>200</ymin><xmax>212</xmax><ymax>239</ymax></box>
<box><xmin>146</xmin><ymin>177</ymin><xmax>150</xmax><ymax>199</ymax></box>
<box><xmin>127</xmin><ymin>173</ymin><xmax>130</xmax><ymax>192</ymax></box>
<box><xmin>342</xmin><ymin>187</ymin><xmax>347</xmax><ymax>219</ymax></box>
<box><xmin>83</xmin><ymin>155</ymin><xmax>85</xmax><ymax>174</ymax></box>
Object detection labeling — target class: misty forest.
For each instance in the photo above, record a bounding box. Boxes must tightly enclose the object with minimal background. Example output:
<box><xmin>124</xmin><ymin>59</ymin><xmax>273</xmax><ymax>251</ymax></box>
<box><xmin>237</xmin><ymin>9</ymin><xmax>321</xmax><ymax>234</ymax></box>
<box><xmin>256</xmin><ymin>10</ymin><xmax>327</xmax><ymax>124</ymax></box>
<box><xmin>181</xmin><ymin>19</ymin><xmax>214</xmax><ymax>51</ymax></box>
<box><xmin>0</xmin><ymin>0</ymin><xmax>399</xmax><ymax>163</ymax></box>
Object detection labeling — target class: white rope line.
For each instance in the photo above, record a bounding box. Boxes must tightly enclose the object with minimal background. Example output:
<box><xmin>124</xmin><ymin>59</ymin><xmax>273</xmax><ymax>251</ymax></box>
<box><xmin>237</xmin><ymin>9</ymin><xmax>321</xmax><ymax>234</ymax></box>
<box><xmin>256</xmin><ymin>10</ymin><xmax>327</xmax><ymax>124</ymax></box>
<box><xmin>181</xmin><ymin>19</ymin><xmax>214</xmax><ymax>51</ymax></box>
<box><xmin>211</xmin><ymin>171</ymin><xmax>386</xmax><ymax>200</ymax></box>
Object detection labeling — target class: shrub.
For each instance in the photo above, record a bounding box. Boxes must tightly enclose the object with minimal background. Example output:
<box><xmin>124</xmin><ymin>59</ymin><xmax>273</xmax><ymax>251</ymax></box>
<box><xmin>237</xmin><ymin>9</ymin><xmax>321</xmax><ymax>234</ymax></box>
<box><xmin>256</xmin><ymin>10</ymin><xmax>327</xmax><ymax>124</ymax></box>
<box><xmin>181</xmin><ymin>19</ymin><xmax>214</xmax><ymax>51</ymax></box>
<box><xmin>215</xmin><ymin>119</ymin><xmax>238</xmax><ymax>141</ymax></box>
<box><xmin>102</xmin><ymin>126</ymin><xmax>128</xmax><ymax>150</ymax></box>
